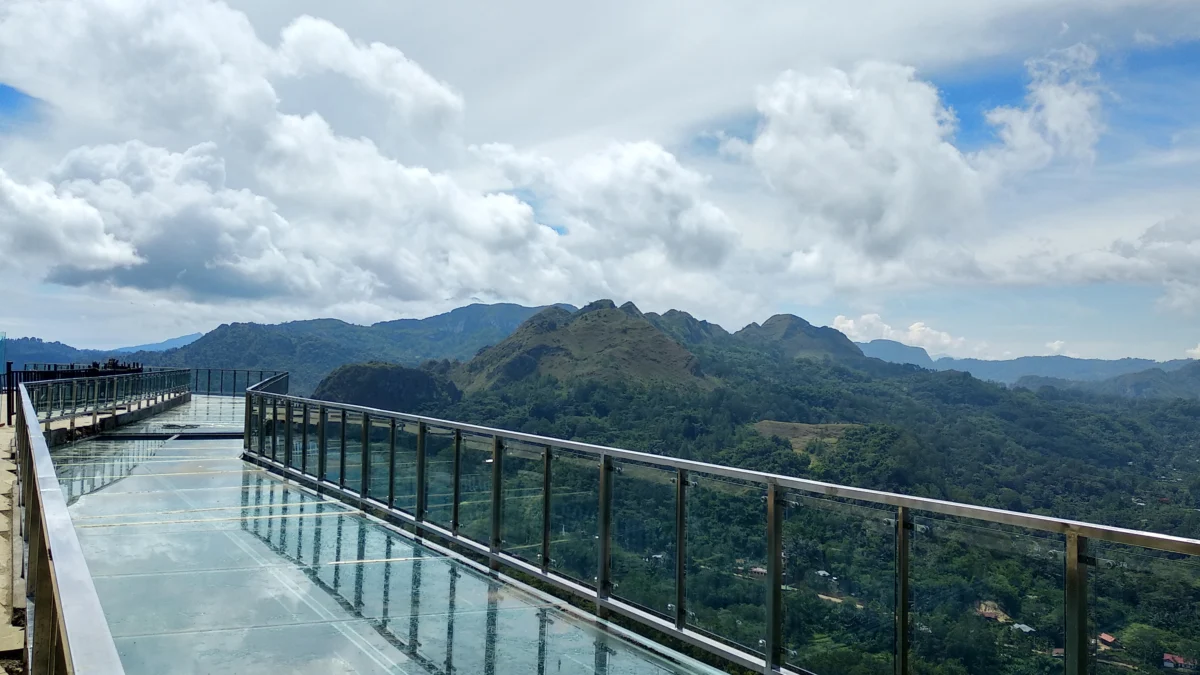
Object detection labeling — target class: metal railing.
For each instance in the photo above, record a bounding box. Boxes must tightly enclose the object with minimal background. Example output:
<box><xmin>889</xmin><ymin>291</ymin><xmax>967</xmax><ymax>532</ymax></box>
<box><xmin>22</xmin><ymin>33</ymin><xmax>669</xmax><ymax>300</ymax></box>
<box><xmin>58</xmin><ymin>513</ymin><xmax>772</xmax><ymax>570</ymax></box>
<box><xmin>185</xmin><ymin>368</ymin><xmax>284</xmax><ymax>397</ymax></box>
<box><xmin>4</xmin><ymin>362</ymin><xmax>145</xmax><ymax>426</ymax></box>
<box><xmin>244</xmin><ymin>383</ymin><xmax>1200</xmax><ymax>675</ymax></box>
<box><xmin>14</xmin><ymin>381</ymin><xmax>141</xmax><ymax>674</ymax></box>
<box><xmin>23</xmin><ymin>369</ymin><xmax>191</xmax><ymax>429</ymax></box>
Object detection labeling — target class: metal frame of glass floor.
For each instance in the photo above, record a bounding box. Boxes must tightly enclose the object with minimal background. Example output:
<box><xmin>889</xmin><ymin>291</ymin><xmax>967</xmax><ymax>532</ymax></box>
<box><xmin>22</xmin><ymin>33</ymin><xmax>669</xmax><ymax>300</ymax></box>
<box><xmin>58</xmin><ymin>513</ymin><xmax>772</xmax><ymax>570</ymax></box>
<box><xmin>53</xmin><ymin>395</ymin><xmax>719</xmax><ymax>675</ymax></box>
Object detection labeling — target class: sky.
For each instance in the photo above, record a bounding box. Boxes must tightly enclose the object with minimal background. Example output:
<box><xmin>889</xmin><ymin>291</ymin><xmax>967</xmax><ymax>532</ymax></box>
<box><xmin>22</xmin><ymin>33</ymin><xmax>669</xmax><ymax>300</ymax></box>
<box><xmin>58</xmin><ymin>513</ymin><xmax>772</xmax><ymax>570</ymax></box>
<box><xmin>0</xmin><ymin>0</ymin><xmax>1198</xmax><ymax>360</ymax></box>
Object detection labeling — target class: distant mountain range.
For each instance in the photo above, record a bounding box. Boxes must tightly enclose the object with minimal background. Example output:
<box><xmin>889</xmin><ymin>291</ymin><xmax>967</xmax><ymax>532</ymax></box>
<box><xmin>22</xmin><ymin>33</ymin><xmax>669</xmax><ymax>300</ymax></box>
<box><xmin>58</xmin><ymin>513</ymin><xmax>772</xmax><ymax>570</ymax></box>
<box><xmin>7</xmin><ymin>302</ymin><xmax>1194</xmax><ymax>399</ymax></box>
<box><xmin>857</xmin><ymin>339</ymin><xmax>1192</xmax><ymax>386</ymax></box>
<box><xmin>1016</xmin><ymin>361</ymin><xmax>1200</xmax><ymax>400</ymax></box>
<box><xmin>114</xmin><ymin>333</ymin><xmax>204</xmax><ymax>353</ymax></box>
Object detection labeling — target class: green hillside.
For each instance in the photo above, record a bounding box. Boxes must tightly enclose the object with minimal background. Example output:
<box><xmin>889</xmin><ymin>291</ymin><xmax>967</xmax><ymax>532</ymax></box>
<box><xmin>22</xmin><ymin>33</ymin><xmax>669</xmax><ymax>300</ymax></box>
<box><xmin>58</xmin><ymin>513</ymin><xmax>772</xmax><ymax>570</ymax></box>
<box><xmin>454</xmin><ymin>300</ymin><xmax>706</xmax><ymax>393</ymax></box>
<box><xmin>144</xmin><ymin>303</ymin><xmax>569</xmax><ymax>393</ymax></box>
<box><xmin>735</xmin><ymin>314</ymin><xmax>864</xmax><ymax>361</ymax></box>
<box><xmin>312</xmin><ymin>362</ymin><xmax>461</xmax><ymax>412</ymax></box>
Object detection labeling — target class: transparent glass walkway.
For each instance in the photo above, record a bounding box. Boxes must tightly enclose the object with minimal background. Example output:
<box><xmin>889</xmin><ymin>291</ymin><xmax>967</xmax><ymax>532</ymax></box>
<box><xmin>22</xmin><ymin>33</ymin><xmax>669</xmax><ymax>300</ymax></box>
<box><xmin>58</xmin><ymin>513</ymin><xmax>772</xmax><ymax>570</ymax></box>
<box><xmin>51</xmin><ymin>396</ymin><xmax>718</xmax><ymax>675</ymax></box>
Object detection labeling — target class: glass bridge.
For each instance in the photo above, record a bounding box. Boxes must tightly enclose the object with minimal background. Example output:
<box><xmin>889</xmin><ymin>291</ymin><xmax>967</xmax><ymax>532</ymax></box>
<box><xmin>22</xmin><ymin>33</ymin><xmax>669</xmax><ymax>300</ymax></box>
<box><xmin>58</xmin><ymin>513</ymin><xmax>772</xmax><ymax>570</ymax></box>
<box><xmin>50</xmin><ymin>395</ymin><xmax>717</xmax><ymax>675</ymax></box>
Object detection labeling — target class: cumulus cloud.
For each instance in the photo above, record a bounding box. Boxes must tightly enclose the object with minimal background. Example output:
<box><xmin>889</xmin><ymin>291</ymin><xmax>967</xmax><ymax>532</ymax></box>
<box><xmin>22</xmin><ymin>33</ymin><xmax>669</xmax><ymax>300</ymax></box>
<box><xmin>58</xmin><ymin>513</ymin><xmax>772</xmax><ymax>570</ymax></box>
<box><xmin>479</xmin><ymin>141</ymin><xmax>739</xmax><ymax>269</ymax></box>
<box><xmin>740</xmin><ymin>44</ymin><xmax>1104</xmax><ymax>262</ymax></box>
<box><xmin>0</xmin><ymin>168</ymin><xmax>141</xmax><ymax>270</ymax></box>
<box><xmin>1187</xmin><ymin>344</ymin><xmax>1200</xmax><ymax>358</ymax></box>
<box><xmin>0</xmin><ymin>0</ymin><xmax>1183</xmax><ymax>351</ymax></box>
<box><xmin>1017</xmin><ymin>213</ymin><xmax>1200</xmax><ymax>312</ymax></box>
<box><xmin>833</xmin><ymin>313</ymin><xmax>967</xmax><ymax>353</ymax></box>
<box><xmin>975</xmin><ymin>44</ymin><xmax>1104</xmax><ymax>175</ymax></box>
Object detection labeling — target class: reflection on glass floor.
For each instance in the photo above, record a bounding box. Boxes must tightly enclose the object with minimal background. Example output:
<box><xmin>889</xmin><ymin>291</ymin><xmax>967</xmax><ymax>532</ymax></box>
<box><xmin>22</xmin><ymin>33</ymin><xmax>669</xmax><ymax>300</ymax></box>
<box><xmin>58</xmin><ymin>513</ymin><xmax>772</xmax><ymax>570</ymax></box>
<box><xmin>118</xmin><ymin>393</ymin><xmax>246</xmax><ymax>435</ymax></box>
<box><xmin>51</xmin><ymin>397</ymin><xmax>720</xmax><ymax>675</ymax></box>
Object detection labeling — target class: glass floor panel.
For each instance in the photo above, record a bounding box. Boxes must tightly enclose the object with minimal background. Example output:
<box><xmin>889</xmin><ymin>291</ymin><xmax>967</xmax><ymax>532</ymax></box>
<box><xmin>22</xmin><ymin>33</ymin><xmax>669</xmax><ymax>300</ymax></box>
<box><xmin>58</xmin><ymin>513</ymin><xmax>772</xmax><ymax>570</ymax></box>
<box><xmin>52</xmin><ymin>396</ymin><xmax>719</xmax><ymax>675</ymax></box>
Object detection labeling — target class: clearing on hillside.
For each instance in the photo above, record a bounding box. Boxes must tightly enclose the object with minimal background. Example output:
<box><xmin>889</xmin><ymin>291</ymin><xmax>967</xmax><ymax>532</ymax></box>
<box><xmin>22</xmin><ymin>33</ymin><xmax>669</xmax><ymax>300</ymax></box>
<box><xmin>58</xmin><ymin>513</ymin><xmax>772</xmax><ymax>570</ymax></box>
<box><xmin>753</xmin><ymin>420</ymin><xmax>859</xmax><ymax>450</ymax></box>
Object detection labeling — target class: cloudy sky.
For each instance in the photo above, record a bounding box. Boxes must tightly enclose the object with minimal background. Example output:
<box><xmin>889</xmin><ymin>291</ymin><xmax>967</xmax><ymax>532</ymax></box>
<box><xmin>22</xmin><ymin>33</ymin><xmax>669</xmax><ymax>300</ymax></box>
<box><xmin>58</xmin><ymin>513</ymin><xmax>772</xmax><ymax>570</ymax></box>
<box><xmin>1</xmin><ymin>0</ymin><xmax>1198</xmax><ymax>360</ymax></box>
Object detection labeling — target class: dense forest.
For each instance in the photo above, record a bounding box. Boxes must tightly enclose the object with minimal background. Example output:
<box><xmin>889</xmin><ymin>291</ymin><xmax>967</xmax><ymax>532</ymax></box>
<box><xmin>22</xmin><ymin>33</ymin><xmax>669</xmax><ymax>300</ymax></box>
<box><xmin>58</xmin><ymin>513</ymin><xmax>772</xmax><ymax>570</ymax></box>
<box><xmin>303</xmin><ymin>300</ymin><xmax>1200</xmax><ymax>675</ymax></box>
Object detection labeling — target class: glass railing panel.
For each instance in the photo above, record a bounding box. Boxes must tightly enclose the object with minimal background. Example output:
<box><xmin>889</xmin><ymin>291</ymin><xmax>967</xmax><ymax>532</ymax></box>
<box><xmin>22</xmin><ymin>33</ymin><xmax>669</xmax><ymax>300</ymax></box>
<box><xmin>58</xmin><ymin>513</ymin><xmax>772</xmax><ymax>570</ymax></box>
<box><xmin>457</xmin><ymin>433</ymin><xmax>494</xmax><ymax>546</ymax></box>
<box><xmin>324</xmin><ymin>408</ymin><xmax>343</xmax><ymax>484</ymax></box>
<box><xmin>501</xmin><ymin>439</ymin><xmax>546</xmax><ymax>565</ymax></box>
<box><xmin>393</xmin><ymin>422</ymin><xmax>419</xmax><ymax>512</ymax></box>
<box><xmin>911</xmin><ymin>514</ymin><xmax>1065</xmax><ymax>674</ymax></box>
<box><xmin>304</xmin><ymin>405</ymin><xmax>320</xmax><ymax>475</ymax></box>
<box><xmin>611</xmin><ymin>459</ymin><xmax>676</xmax><ymax>618</ymax></box>
<box><xmin>248</xmin><ymin>396</ymin><xmax>260</xmax><ymax>451</ymax></box>
<box><xmin>424</xmin><ymin>425</ymin><xmax>457</xmax><ymax>529</ymax></box>
<box><xmin>781</xmin><ymin>493</ymin><xmax>894</xmax><ymax>673</ymax></box>
<box><xmin>685</xmin><ymin>473</ymin><xmax>766</xmax><ymax>655</ymax></box>
<box><xmin>366</xmin><ymin>417</ymin><xmax>391</xmax><ymax>502</ymax></box>
<box><xmin>342</xmin><ymin>411</ymin><xmax>364</xmax><ymax>491</ymax></box>
<box><xmin>1088</xmin><ymin>541</ymin><xmax>1200</xmax><ymax>673</ymax></box>
<box><xmin>264</xmin><ymin>396</ymin><xmax>279</xmax><ymax>458</ymax></box>
<box><xmin>288</xmin><ymin>402</ymin><xmax>304</xmax><ymax>470</ymax></box>
<box><xmin>549</xmin><ymin>448</ymin><xmax>598</xmax><ymax>587</ymax></box>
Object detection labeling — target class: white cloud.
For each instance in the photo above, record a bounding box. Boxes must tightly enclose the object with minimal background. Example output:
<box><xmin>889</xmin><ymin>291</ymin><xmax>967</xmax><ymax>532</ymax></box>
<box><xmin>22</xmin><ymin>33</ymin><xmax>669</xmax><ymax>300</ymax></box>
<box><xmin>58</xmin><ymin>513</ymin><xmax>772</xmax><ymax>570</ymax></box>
<box><xmin>738</xmin><ymin>44</ymin><xmax>1103</xmax><ymax>262</ymax></box>
<box><xmin>1186</xmin><ymin>343</ymin><xmax>1200</xmax><ymax>358</ymax></box>
<box><xmin>1045</xmin><ymin>340</ymin><xmax>1082</xmax><ymax>357</ymax></box>
<box><xmin>833</xmin><ymin>313</ymin><xmax>968</xmax><ymax>353</ymax></box>
<box><xmin>0</xmin><ymin>0</ymin><xmax>1196</xmax><ymax>352</ymax></box>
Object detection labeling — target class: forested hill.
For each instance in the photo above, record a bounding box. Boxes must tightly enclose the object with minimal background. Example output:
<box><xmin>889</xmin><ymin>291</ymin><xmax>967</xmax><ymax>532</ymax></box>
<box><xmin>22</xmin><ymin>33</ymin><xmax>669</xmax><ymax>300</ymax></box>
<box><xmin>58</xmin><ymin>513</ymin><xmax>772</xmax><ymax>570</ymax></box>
<box><xmin>1017</xmin><ymin>360</ymin><xmax>1200</xmax><ymax>400</ymax></box>
<box><xmin>316</xmin><ymin>301</ymin><xmax>1200</xmax><ymax>534</ymax></box>
<box><xmin>313</xmin><ymin>303</ymin><xmax>1200</xmax><ymax>673</ymax></box>
<box><xmin>142</xmin><ymin>303</ymin><xmax>574</xmax><ymax>393</ymax></box>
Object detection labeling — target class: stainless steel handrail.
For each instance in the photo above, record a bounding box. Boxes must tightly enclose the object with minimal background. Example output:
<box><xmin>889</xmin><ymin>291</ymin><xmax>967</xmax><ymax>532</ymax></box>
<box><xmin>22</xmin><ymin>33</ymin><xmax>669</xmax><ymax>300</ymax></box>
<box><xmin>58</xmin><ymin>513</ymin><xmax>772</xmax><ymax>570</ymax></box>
<box><xmin>245</xmin><ymin>385</ymin><xmax>1200</xmax><ymax>675</ymax></box>
<box><xmin>16</xmin><ymin>384</ymin><xmax>125</xmax><ymax>674</ymax></box>
<box><xmin>250</xmin><ymin>390</ymin><xmax>1200</xmax><ymax>556</ymax></box>
<box><xmin>23</xmin><ymin>369</ymin><xmax>191</xmax><ymax>426</ymax></box>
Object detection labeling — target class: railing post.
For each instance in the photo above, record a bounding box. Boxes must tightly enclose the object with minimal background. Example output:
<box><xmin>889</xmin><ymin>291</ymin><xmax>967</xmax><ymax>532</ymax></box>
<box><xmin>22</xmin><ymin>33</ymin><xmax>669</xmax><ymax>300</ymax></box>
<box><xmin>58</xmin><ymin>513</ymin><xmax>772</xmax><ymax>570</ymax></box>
<box><xmin>675</xmin><ymin>468</ymin><xmax>687</xmax><ymax>630</ymax></box>
<box><xmin>257</xmin><ymin>394</ymin><xmax>267</xmax><ymax>456</ymax></box>
<box><xmin>1065</xmin><ymin>533</ymin><xmax>1089</xmax><ymax>675</ymax></box>
<box><xmin>388</xmin><ymin>419</ymin><xmax>397</xmax><ymax>507</ymax></box>
<box><xmin>489</xmin><ymin>435</ymin><xmax>503</xmax><ymax>571</ymax></box>
<box><xmin>764</xmin><ymin>481</ymin><xmax>783</xmax><ymax>672</ymax></box>
<box><xmin>271</xmin><ymin>398</ymin><xmax>279</xmax><ymax>462</ymax></box>
<box><xmin>895</xmin><ymin>506</ymin><xmax>911</xmax><ymax>675</ymax></box>
<box><xmin>220</xmin><ymin>369</ymin><xmax>225</xmax><ymax>395</ymax></box>
<box><xmin>244</xmin><ymin>393</ymin><xmax>251</xmax><ymax>451</ymax></box>
<box><xmin>339</xmin><ymin>414</ymin><xmax>347</xmax><ymax>488</ymax></box>
<box><xmin>206</xmin><ymin>369</ymin><xmax>212</xmax><ymax>395</ymax></box>
<box><xmin>361</xmin><ymin>414</ymin><xmax>371</xmax><ymax>497</ymax></box>
<box><xmin>283</xmin><ymin>400</ymin><xmax>293</xmax><ymax>468</ymax></box>
<box><xmin>597</xmin><ymin>454</ymin><xmax>614</xmax><ymax>618</ymax></box>
<box><xmin>416</xmin><ymin>422</ymin><xmax>427</xmax><ymax>521</ymax></box>
<box><xmin>301</xmin><ymin>403</ymin><xmax>309</xmax><ymax>473</ymax></box>
<box><xmin>451</xmin><ymin>429</ymin><xmax>461</xmax><ymax>535</ymax></box>
<box><xmin>91</xmin><ymin>377</ymin><xmax>99</xmax><ymax>426</ymax></box>
<box><xmin>69</xmin><ymin>381</ymin><xmax>77</xmax><ymax>434</ymax></box>
<box><xmin>317</xmin><ymin>406</ymin><xmax>327</xmax><ymax>480</ymax></box>
<box><xmin>541</xmin><ymin>445</ymin><xmax>552</xmax><ymax>574</ymax></box>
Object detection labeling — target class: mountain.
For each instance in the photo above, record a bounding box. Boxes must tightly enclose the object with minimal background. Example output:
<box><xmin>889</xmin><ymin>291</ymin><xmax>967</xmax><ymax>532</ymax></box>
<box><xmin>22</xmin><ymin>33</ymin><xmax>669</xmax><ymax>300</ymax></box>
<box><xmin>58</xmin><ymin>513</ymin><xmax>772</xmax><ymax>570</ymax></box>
<box><xmin>644</xmin><ymin>309</ymin><xmax>731</xmax><ymax>346</ymax></box>
<box><xmin>114</xmin><ymin>332</ymin><xmax>204</xmax><ymax>353</ymax></box>
<box><xmin>735</xmin><ymin>314</ymin><xmax>863</xmax><ymax>361</ymax></box>
<box><xmin>143</xmin><ymin>303</ymin><xmax>570</xmax><ymax>394</ymax></box>
<box><xmin>857</xmin><ymin>339</ymin><xmax>934</xmax><ymax>368</ymax></box>
<box><xmin>2</xmin><ymin>337</ymin><xmax>116</xmax><ymax>369</ymax></box>
<box><xmin>312</xmin><ymin>362</ymin><xmax>461</xmax><ymax>411</ymax></box>
<box><xmin>934</xmin><ymin>355</ymin><xmax>1192</xmax><ymax>384</ymax></box>
<box><xmin>1017</xmin><ymin>361</ymin><xmax>1200</xmax><ymax>400</ymax></box>
<box><xmin>454</xmin><ymin>300</ymin><xmax>705</xmax><ymax>393</ymax></box>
